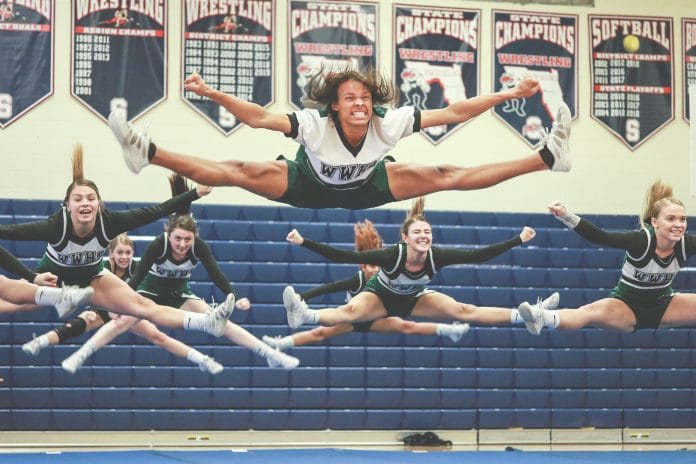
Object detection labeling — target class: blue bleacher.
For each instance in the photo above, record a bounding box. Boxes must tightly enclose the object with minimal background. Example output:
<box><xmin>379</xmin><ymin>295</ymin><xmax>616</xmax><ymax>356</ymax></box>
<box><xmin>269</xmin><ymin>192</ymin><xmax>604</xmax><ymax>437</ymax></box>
<box><xmin>3</xmin><ymin>200</ymin><xmax>695</xmax><ymax>431</ymax></box>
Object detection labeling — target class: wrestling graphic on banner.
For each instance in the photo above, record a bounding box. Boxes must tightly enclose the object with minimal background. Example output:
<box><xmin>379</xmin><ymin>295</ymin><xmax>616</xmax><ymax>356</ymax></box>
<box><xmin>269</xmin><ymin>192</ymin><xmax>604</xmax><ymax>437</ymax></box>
<box><xmin>71</xmin><ymin>1</ymin><xmax>167</xmax><ymax>123</ymax></box>
<box><xmin>394</xmin><ymin>4</ymin><xmax>480</xmax><ymax>145</ymax></box>
<box><xmin>289</xmin><ymin>0</ymin><xmax>377</xmax><ymax>110</ymax></box>
<box><xmin>182</xmin><ymin>0</ymin><xmax>273</xmax><ymax>135</ymax></box>
<box><xmin>492</xmin><ymin>10</ymin><xmax>577</xmax><ymax>148</ymax></box>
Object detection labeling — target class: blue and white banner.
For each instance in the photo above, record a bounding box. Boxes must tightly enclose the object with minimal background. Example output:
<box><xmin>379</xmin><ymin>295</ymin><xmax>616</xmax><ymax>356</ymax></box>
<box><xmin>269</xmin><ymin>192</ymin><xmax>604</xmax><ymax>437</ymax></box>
<box><xmin>394</xmin><ymin>5</ymin><xmax>479</xmax><ymax>145</ymax></box>
<box><xmin>682</xmin><ymin>18</ymin><xmax>696</xmax><ymax>123</ymax></box>
<box><xmin>71</xmin><ymin>0</ymin><xmax>167</xmax><ymax>122</ymax></box>
<box><xmin>289</xmin><ymin>0</ymin><xmax>377</xmax><ymax>110</ymax></box>
<box><xmin>589</xmin><ymin>15</ymin><xmax>673</xmax><ymax>150</ymax></box>
<box><xmin>182</xmin><ymin>1</ymin><xmax>274</xmax><ymax>135</ymax></box>
<box><xmin>0</xmin><ymin>0</ymin><xmax>53</xmax><ymax>129</ymax></box>
<box><xmin>492</xmin><ymin>10</ymin><xmax>577</xmax><ymax>147</ymax></box>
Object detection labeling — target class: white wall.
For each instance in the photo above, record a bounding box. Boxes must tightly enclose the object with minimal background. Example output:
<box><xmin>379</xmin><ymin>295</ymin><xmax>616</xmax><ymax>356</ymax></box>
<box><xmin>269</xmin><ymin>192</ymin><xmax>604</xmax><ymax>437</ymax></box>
<box><xmin>1</xmin><ymin>0</ymin><xmax>693</xmax><ymax>217</ymax></box>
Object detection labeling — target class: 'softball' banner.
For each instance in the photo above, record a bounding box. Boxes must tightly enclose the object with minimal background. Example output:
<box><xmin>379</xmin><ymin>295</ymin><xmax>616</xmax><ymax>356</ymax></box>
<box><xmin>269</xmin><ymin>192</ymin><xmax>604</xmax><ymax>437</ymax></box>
<box><xmin>182</xmin><ymin>1</ymin><xmax>274</xmax><ymax>135</ymax></box>
<box><xmin>71</xmin><ymin>1</ymin><xmax>167</xmax><ymax>122</ymax></box>
<box><xmin>394</xmin><ymin>5</ymin><xmax>480</xmax><ymax>145</ymax></box>
<box><xmin>0</xmin><ymin>1</ymin><xmax>53</xmax><ymax>129</ymax></box>
<box><xmin>589</xmin><ymin>15</ymin><xmax>673</xmax><ymax>150</ymax></box>
<box><xmin>492</xmin><ymin>10</ymin><xmax>577</xmax><ymax>147</ymax></box>
<box><xmin>683</xmin><ymin>18</ymin><xmax>696</xmax><ymax>122</ymax></box>
<box><xmin>289</xmin><ymin>1</ymin><xmax>377</xmax><ymax>110</ymax></box>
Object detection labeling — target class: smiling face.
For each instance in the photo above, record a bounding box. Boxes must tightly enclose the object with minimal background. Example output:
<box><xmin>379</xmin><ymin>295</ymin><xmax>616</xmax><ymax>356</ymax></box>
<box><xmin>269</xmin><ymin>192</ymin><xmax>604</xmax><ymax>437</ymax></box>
<box><xmin>169</xmin><ymin>227</ymin><xmax>195</xmax><ymax>259</ymax></box>
<box><xmin>109</xmin><ymin>242</ymin><xmax>134</xmax><ymax>272</ymax></box>
<box><xmin>651</xmin><ymin>202</ymin><xmax>687</xmax><ymax>244</ymax></box>
<box><xmin>402</xmin><ymin>219</ymin><xmax>432</xmax><ymax>254</ymax></box>
<box><xmin>66</xmin><ymin>184</ymin><xmax>100</xmax><ymax>228</ymax></box>
<box><xmin>331</xmin><ymin>79</ymin><xmax>372</xmax><ymax>130</ymax></box>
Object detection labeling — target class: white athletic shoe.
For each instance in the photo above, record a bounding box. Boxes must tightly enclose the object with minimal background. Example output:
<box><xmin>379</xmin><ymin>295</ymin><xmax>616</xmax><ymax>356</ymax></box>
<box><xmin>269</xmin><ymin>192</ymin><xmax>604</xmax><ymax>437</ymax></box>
<box><xmin>518</xmin><ymin>300</ymin><xmax>544</xmax><ymax>335</ymax></box>
<box><xmin>22</xmin><ymin>334</ymin><xmax>41</xmax><ymax>357</ymax></box>
<box><xmin>543</xmin><ymin>102</ymin><xmax>572</xmax><ymax>172</ymax></box>
<box><xmin>61</xmin><ymin>352</ymin><xmax>86</xmax><ymax>374</ymax></box>
<box><xmin>199</xmin><ymin>356</ymin><xmax>224</xmax><ymax>375</ymax></box>
<box><xmin>541</xmin><ymin>291</ymin><xmax>560</xmax><ymax>311</ymax></box>
<box><xmin>283</xmin><ymin>286</ymin><xmax>307</xmax><ymax>329</ymax></box>
<box><xmin>54</xmin><ymin>285</ymin><xmax>94</xmax><ymax>319</ymax></box>
<box><xmin>448</xmin><ymin>322</ymin><xmax>471</xmax><ymax>343</ymax></box>
<box><xmin>108</xmin><ymin>110</ymin><xmax>151</xmax><ymax>174</ymax></box>
<box><xmin>265</xmin><ymin>348</ymin><xmax>300</xmax><ymax>370</ymax></box>
<box><xmin>262</xmin><ymin>335</ymin><xmax>287</xmax><ymax>351</ymax></box>
<box><xmin>206</xmin><ymin>293</ymin><xmax>235</xmax><ymax>337</ymax></box>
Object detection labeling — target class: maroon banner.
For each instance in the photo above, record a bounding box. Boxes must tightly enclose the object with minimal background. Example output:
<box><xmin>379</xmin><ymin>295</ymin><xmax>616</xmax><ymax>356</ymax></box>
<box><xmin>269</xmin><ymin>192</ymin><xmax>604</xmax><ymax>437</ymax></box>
<box><xmin>0</xmin><ymin>0</ymin><xmax>54</xmax><ymax>128</ymax></box>
<box><xmin>182</xmin><ymin>1</ymin><xmax>274</xmax><ymax>135</ymax></box>
<box><xmin>492</xmin><ymin>10</ymin><xmax>577</xmax><ymax>147</ymax></box>
<box><xmin>289</xmin><ymin>0</ymin><xmax>377</xmax><ymax>110</ymax></box>
<box><xmin>394</xmin><ymin>4</ymin><xmax>480</xmax><ymax>145</ymax></box>
<box><xmin>589</xmin><ymin>15</ymin><xmax>673</xmax><ymax>150</ymax></box>
<box><xmin>683</xmin><ymin>18</ymin><xmax>696</xmax><ymax>122</ymax></box>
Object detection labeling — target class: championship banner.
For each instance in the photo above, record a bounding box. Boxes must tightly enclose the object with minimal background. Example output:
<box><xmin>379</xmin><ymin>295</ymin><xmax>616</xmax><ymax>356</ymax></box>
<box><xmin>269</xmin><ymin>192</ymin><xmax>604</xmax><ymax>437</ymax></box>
<box><xmin>394</xmin><ymin>5</ymin><xmax>479</xmax><ymax>145</ymax></box>
<box><xmin>682</xmin><ymin>19</ymin><xmax>696</xmax><ymax>122</ymax></box>
<box><xmin>0</xmin><ymin>1</ymin><xmax>53</xmax><ymax>129</ymax></box>
<box><xmin>589</xmin><ymin>15</ymin><xmax>673</xmax><ymax>150</ymax></box>
<box><xmin>182</xmin><ymin>1</ymin><xmax>274</xmax><ymax>135</ymax></box>
<box><xmin>71</xmin><ymin>1</ymin><xmax>167</xmax><ymax>122</ymax></box>
<box><xmin>492</xmin><ymin>10</ymin><xmax>577</xmax><ymax>147</ymax></box>
<box><xmin>289</xmin><ymin>0</ymin><xmax>377</xmax><ymax>110</ymax></box>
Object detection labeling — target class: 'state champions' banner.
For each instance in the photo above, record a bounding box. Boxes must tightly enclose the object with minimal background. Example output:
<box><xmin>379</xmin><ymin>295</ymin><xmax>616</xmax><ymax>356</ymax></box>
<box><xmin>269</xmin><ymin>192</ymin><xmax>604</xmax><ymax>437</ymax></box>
<box><xmin>394</xmin><ymin>5</ymin><xmax>479</xmax><ymax>145</ymax></box>
<box><xmin>0</xmin><ymin>1</ymin><xmax>53</xmax><ymax>129</ymax></box>
<box><xmin>72</xmin><ymin>1</ymin><xmax>167</xmax><ymax>122</ymax></box>
<box><xmin>182</xmin><ymin>1</ymin><xmax>274</xmax><ymax>135</ymax></box>
<box><xmin>492</xmin><ymin>10</ymin><xmax>577</xmax><ymax>147</ymax></box>
<box><xmin>289</xmin><ymin>1</ymin><xmax>377</xmax><ymax>110</ymax></box>
<box><xmin>589</xmin><ymin>15</ymin><xmax>673</xmax><ymax>150</ymax></box>
<box><xmin>682</xmin><ymin>18</ymin><xmax>696</xmax><ymax>122</ymax></box>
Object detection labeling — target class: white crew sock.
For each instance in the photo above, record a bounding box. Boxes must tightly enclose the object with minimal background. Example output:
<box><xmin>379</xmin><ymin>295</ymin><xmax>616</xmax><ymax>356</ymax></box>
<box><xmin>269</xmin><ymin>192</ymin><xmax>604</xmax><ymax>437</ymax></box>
<box><xmin>510</xmin><ymin>309</ymin><xmax>524</xmax><ymax>325</ymax></box>
<box><xmin>186</xmin><ymin>348</ymin><xmax>206</xmax><ymax>365</ymax></box>
<box><xmin>36</xmin><ymin>334</ymin><xmax>50</xmax><ymax>348</ymax></box>
<box><xmin>543</xmin><ymin>310</ymin><xmax>560</xmax><ymax>329</ymax></box>
<box><xmin>35</xmin><ymin>287</ymin><xmax>62</xmax><ymax>305</ymax></box>
<box><xmin>183</xmin><ymin>313</ymin><xmax>208</xmax><ymax>332</ymax></box>
<box><xmin>435</xmin><ymin>323</ymin><xmax>455</xmax><ymax>337</ymax></box>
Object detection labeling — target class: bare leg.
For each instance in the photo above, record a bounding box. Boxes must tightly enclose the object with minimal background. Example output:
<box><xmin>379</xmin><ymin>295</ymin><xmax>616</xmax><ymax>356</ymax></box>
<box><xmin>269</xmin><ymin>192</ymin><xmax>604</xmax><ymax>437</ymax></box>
<box><xmin>293</xmin><ymin>324</ymin><xmax>355</xmax><ymax>346</ymax></box>
<box><xmin>410</xmin><ymin>292</ymin><xmax>515</xmax><ymax>324</ymax></box>
<box><xmin>152</xmin><ymin>147</ymin><xmax>288</xmax><ymax>198</ymax></box>
<box><xmin>0</xmin><ymin>275</ymin><xmax>41</xmax><ymax>305</ymax></box>
<box><xmin>91</xmin><ymin>274</ymin><xmax>196</xmax><ymax>328</ymax></box>
<box><xmin>658</xmin><ymin>294</ymin><xmax>696</xmax><ymax>328</ymax></box>
<box><xmin>313</xmin><ymin>292</ymin><xmax>389</xmax><ymax>326</ymax></box>
<box><xmin>371</xmin><ymin>317</ymin><xmax>438</xmax><ymax>334</ymax></box>
<box><xmin>180</xmin><ymin>299</ymin><xmax>298</xmax><ymax>369</ymax></box>
<box><xmin>130</xmin><ymin>319</ymin><xmax>194</xmax><ymax>358</ymax></box>
<box><xmin>386</xmin><ymin>155</ymin><xmax>547</xmax><ymax>201</ymax></box>
<box><xmin>554</xmin><ymin>298</ymin><xmax>637</xmax><ymax>332</ymax></box>
<box><xmin>0</xmin><ymin>299</ymin><xmax>38</xmax><ymax>314</ymax></box>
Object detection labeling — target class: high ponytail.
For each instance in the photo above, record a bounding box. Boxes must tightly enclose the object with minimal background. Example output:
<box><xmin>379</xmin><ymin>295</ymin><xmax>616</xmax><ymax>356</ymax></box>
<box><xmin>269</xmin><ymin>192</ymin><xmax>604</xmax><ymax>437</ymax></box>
<box><xmin>63</xmin><ymin>144</ymin><xmax>103</xmax><ymax>210</ymax></box>
<box><xmin>401</xmin><ymin>197</ymin><xmax>427</xmax><ymax>236</ymax></box>
<box><xmin>640</xmin><ymin>180</ymin><xmax>682</xmax><ymax>228</ymax></box>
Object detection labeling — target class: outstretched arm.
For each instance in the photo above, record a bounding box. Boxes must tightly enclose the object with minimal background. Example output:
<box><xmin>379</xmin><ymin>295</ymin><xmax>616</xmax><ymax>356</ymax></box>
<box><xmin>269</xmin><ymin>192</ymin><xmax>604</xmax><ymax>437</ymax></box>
<box><xmin>105</xmin><ymin>187</ymin><xmax>209</xmax><ymax>235</ymax></box>
<box><xmin>434</xmin><ymin>227</ymin><xmax>533</xmax><ymax>267</ymax></box>
<box><xmin>549</xmin><ymin>201</ymin><xmax>645</xmax><ymax>253</ymax></box>
<box><xmin>420</xmin><ymin>76</ymin><xmax>540</xmax><ymax>128</ymax></box>
<box><xmin>185</xmin><ymin>72</ymin><xmax>291</xmax><ymax>132</ymax></box>
<box><xmin>301</xmin><ymin>273</ymin><xmax>363</xmax><ymax>301</ymax></box>
<box><xmin>286</xmin><ymin>229</ymin><xmax>395</xmax><ymax>266</ymax></box>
